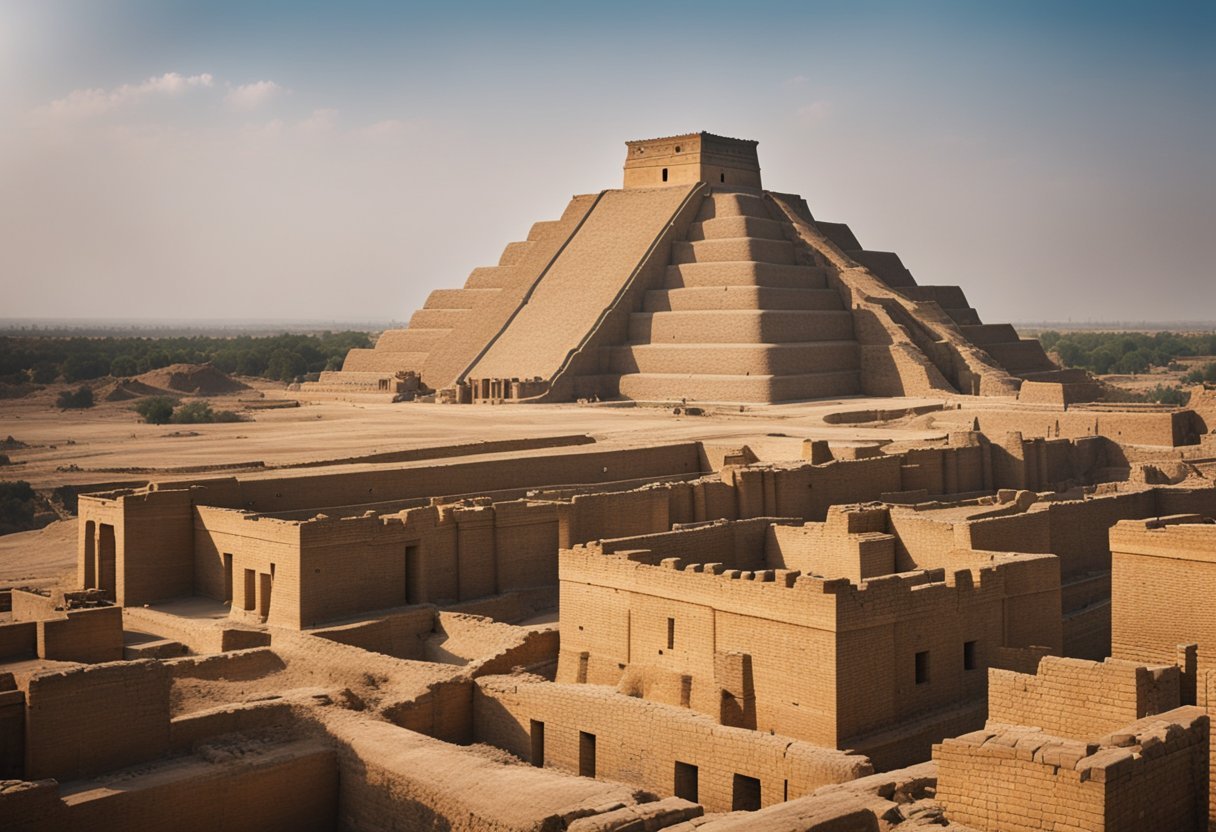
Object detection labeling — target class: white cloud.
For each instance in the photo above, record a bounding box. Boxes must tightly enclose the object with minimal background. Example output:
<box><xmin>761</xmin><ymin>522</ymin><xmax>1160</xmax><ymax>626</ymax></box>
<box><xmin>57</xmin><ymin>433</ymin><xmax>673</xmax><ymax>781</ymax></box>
<box><xmin>797</xmin><ymin>100</ymin><xmax>832</xmax><ymax>124</ymax></box>
<box><xmin>224</xmin><ymin>80</ymin><xmax>281</xmax><ymax>111</ymax></box>
<box><xmin>298</xmin><ymin>108</ymin><xmax>338</xmax><ymax>133</ymax></box>
<box><xmin>37</xmin><ymin>72</ymin><xmax>213</xmax><ymax>119</ymax></box>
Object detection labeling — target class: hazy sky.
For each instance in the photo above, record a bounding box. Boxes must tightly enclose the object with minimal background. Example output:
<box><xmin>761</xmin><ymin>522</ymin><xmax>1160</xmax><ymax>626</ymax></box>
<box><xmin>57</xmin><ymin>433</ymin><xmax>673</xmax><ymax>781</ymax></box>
<box><xmin>2</xmin><ymin>1</ymin><xmax>1213</xmax><ymax>323</ymax></box>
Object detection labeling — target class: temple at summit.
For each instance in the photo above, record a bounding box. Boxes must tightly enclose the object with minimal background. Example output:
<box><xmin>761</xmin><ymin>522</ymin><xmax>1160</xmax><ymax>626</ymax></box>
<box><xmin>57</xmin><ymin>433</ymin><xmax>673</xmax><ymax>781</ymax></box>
<box><xmin>315</xmin><ymin>132</ymin><xmax>1060</xmax><ymax>404</ymax></box>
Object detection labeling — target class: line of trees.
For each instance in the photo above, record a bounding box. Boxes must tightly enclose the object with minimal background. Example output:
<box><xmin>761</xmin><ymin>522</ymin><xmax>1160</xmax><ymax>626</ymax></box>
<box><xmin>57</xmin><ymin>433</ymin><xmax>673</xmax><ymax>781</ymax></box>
<box><xmin>0</xmin><ymin>332</ymin><xmax>373</xmax><ymax>385</ymax></box>
<box><xmin>1036</xmin><ymin>331</ymin><xmax>1216</xmax><ymax>375</ymax></box>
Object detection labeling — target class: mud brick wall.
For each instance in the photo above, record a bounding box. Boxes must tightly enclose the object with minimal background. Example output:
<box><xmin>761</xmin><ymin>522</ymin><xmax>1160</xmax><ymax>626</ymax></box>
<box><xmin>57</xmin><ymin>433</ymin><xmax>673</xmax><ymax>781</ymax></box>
<box><xmin>9</xmin><ymin>589</ymin><xmax>57</xmax><ymax>621</ymax></box>
<box><xmin>987</xmin><ymin>657</ymin><xmax>1180</xmax><ymax>740</ymax></box>
<box><xmin>328</xmin><ymin>710</ymin><xmax>644</xmax><ymax>832</ymax></box>
<box><xmin>492</xmin><ymin>499</ymin><xmax>560</xmax><ymax>591</ymax></box>
<box><xmin>22</xmin><ymin>659</ymin><xmax>171</xmax><ymax>780</ymax></box>
<box><xmin>956</xmin><ymin>408</ymin><xmax>1193</xmax><ymax>447</ymax></box>
<box><xmin>0</xmin><ymin>621</ymin><xmax>36</xmax><ymax>660</ymax></box>
<box><xmin>557</xmin><ymin>486</ymin><xmax>672</xmax><ymax>548</ymax></box>
<box><xmin>194</xmin><ymin>507</ymin><xmax>304</xmax><ymax>626</ymax></box>
<box><xmin>558</xmin><ymin>541</ymin><xmax>1060</xmax><ymax>752</ymax></box>
<box><xmin>936</xmin><ymin>708</ymin><xmax>1208</xmax><ymax>832</ymax></box>
<box><xmin>473</xmin><ymin>676</ymin><xmax>871</xmax><ymax>813</ymax></box>
<box><xmin>834</xmin><ymin>555</ymin><xmax>1061</xmax><ymax>748</ymax></box>
<box><xmin>1111</xmin><ymin>520</ymin><xmax>1216</xmax><ymax>672</ymax></box>
<box><xmin>7</xmin><ymin>740</ymin><xmax>338</xmax><ymax>832</ymax></box>
<box><xmin>767</xmin><ymin>522</ymin><xmax>896</xmax><ymax>582</ymax></box>
<box><xmin>181</xmin><ymin>442</ymin><xmax>706</xmax><ymax>514</ymax></box>
<box><xmin>37</xmin><ymin>605</ymin><xmax>123</xmax><ymax>663</ymax></box>
<box><xmin>309</xmin><ymin>605</ymin><xmax>437</xmax><ymax>660</ymax></box>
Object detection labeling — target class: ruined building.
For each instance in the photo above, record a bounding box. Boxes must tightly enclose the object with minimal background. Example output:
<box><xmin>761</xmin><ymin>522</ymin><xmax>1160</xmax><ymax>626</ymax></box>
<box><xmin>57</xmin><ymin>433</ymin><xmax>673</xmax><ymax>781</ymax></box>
<box><xmin>312</xmin><ymin>133</ymin><xmax>1062</xmax><ymax>403</ymax></box>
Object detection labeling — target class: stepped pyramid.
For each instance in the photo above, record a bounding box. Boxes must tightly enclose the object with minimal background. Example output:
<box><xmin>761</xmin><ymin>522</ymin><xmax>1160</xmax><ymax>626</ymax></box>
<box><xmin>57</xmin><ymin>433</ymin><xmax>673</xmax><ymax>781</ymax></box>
<box><xmin>312</xmin><ymin>132</ymin><xmax>1058</xmax><ymax>404</ymax></box>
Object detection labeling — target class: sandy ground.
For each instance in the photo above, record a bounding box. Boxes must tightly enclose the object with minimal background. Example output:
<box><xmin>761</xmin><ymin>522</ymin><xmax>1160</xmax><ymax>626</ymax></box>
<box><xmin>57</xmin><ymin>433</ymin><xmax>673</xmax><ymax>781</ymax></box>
<box><xmin>1098</xmin><ymin>355</ymin><xmax>1215</xmax><ymax>393</ymax></box>
<box><xmin>0</xmin><ymin>519</ymin><xmax>77</xmax><ymax>591</ymax></box>
<box><xmin>0</xmin><ymin>384</ymin><xmax>954</xmax><ymax>489</ymax></box>
<box><xmin>0</xmin><ymin>383</ymin><xmax>960</xmax><ymax>589</ymax></box>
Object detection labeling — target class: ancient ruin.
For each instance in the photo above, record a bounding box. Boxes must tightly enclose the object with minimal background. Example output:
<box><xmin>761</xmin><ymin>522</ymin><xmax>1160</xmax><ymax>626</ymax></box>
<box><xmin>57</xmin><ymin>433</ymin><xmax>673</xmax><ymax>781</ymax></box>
<box><xmin>310</xmin><ymin>133</ymin><xmax>1060</xmax><ymax>404</ymax></box>
<box><xmin>4</xmin><ymin>133</ymin><xmax>1216</xmax><ymax>831</ymax></box>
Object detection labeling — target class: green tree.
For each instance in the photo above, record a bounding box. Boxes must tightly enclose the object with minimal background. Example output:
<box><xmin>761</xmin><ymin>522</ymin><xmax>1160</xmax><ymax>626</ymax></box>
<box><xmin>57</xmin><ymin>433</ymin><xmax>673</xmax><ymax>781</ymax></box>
<box><xmin>266</xmin><ymin>349</ymin><xmax>307</xmax><ymax>382</ymax></box>
<box><xmin>29</xmin><ymin>362</ymin><xmax>59</xmax><ymax>384</ymax></box>
<box><xmin>56</xmin><ymin>387</ymin><xmax>94</xmax><ymax>409</ymax></box>
<box><xmin>62</xmin><ymin>355</ymin><xmax>109</xmax><ymax>382</ymax></box>
<box><xmin>110</xmin><ymin>355</ymin><xmax>139</xmax><ymax>377</ymax></box>
<box><xmin>0</xmin><ymin>480</ymin><xmax>37</xmax><ymax>535</ymax></box>
<box><xmin>134</xmin><ymin>396</ymin><xmax>176</xmax><ymax>424</ymax></box>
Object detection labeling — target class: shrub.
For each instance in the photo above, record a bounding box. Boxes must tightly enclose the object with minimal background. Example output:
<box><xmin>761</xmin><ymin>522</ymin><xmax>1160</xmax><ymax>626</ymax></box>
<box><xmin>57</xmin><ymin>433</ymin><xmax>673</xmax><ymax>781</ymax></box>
<box><xmin>1183</xmin><ymin>362</ymin><xmax>1216</xmax><ymax>385</ymax></box>
<box><xmin>30</xmin><ymin>362</ymin><xmax>58</xmax><ymax>384</ymax></box>
<box><xmin>169</xmin><ymin>401</ymin><xmax>245</xmax><ymax>424</ymax></box>
<box><xmin>134</xmin><ymin>396</ymin><xmax>177</xmax><ymax>424</ymax></box>
<box><xmin>56</xmin><ymin>387</ymin><xmax>94</xmax><ymax>409</ymax></box>
<box><xmin>0</xmin><ymin>480</ymin><xmax>36</xmax><ymax>535</ymax></box>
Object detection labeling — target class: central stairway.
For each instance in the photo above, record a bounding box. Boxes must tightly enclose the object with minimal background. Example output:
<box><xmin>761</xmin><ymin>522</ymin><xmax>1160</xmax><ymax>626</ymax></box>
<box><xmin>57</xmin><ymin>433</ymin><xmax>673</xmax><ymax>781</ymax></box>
<box><xmin>613</xmin><ymin>190</ymin><xmax>862</xmax><ymax>403</ymax></box>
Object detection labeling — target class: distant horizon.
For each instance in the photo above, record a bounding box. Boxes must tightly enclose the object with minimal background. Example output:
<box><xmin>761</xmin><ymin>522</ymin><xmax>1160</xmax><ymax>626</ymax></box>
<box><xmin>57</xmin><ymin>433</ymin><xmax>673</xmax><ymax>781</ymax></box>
<box><xmin>4</xmin><ymin>316</ymin><xmax>1216</xmax><ymax>338</ymax></box>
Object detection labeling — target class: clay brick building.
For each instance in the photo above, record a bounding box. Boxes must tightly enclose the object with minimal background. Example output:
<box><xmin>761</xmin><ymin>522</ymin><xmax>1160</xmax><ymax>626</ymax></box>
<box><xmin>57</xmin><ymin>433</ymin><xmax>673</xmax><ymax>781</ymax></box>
<box><xmin>551</xmin><ymin>507</ymin><xmax>1062</xmax><ymax>770</ymax></box>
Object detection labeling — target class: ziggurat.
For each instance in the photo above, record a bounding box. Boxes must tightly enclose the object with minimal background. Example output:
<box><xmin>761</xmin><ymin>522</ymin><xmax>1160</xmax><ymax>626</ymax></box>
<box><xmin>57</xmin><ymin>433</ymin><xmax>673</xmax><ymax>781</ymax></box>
<box><xmin>4</xmin><ymin>133</ymin><xmax>1216</xmax><ymax>832</ymax></box>
<box><xmin>315</xmin><ymin>133</ymin><xmax>1059</xmax><ymax>405</ymax></box>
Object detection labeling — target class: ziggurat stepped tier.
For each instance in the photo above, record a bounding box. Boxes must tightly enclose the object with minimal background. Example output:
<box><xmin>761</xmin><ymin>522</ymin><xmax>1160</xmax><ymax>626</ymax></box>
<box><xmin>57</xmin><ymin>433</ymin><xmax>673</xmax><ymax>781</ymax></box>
<box><xmin>309</xmin><ymin>132</ymin><xmax>1059</xmax><ymax>404</ymax></box>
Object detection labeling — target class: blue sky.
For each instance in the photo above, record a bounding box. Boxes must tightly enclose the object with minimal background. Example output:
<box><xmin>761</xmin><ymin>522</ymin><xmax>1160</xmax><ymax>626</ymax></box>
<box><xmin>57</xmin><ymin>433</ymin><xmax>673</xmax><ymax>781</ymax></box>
<box><xmin>2</xmin><ymin>1</ymin><xmax>1213</xmax><ymax>322</ymax></box>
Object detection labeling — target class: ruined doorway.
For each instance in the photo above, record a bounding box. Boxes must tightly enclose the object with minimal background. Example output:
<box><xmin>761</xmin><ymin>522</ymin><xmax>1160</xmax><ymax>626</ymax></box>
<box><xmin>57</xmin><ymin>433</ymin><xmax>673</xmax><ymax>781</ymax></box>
<box><xmin>83</xmin><ymin>520</ymin><xmax>95</xmax><ymax>588</ymax></box>
<box><xmin>578</xmin><ymin>731</ymin><xmax>596</xmax><ymax>778</ymax></box>
<box><xmin>258</xmin><ymin>572</ymin><xmax>272</xmax><ymax>619</ymax></box>
<box><xmin>405</xmin><ymin>544</ymin><xmax>421</xmax><ymax>605</ymax></box>
<box><xmin>97</xmin><ymin>523</ymin><xmax>116</xmax><ymax>599</ymax></box>
<box><xmin>529</xmin><ymin>720</ymin><xmax>544</xmax><ymax>767</ymax></box>
<box><xmin>732</xmin><ymin>774</ymin><xmax>761</xmax><ymax>811</ymax></box>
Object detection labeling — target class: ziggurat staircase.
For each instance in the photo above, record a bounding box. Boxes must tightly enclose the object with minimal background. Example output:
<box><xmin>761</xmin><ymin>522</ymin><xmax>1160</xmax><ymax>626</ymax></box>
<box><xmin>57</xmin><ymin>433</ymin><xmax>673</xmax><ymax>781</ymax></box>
<box><xmin>615</xmin><ymin>190</ymin><xmax>861</xmax><ymax>403</ymax></box>
<box><xmin>308</xmin><ymin>132</ymin><xmax>1057</xmax><ymax>405</ymax></box>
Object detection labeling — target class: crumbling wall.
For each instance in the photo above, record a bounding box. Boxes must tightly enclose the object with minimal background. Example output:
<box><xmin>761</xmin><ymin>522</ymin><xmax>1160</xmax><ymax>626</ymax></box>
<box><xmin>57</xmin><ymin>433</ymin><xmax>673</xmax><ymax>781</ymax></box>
<box><xmin>987</xmin><ymin>657</ymin><xmax>1180</xmax><ymax>740</ymax></box>
<box><xmin>325</xmin><ymin>710</ymin><xmax>648</xmax><ymax>832</ymax></box>
<box><xmin>1</xmin><ymin>739</ymin><xmax>337</xmax><ymax>832</ymax></box>
<box><xmin>36</xmin><ymin>605</ymin><xmax>123</xmax><ymax>663</ymax></box>
<box><xmin>473</xmin><ymin>675</ymin><xmax>871</xmax><ymax>812</ymax></box>
<box><xmin>935</xmin><ymin>708</ymin><xmax>1208</xmax><ymax>832</ymax></box>
<box><xmin>22</xmin><ymin>659</ymin><xmax>171</xmax><ymax>780</ymax></box>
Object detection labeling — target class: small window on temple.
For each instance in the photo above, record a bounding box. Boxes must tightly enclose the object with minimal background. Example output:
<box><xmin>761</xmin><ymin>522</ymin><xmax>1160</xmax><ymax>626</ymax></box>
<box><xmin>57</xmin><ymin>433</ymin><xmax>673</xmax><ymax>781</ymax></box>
<box><xmin>667</xmin><ymin>617</ymin><xmax>675</xmax><ymax>650</ymax></box>
<box><xmin>675</xmin><ymin>145</ymin><xmax>682</xmax><ymax>152</ymax></box>
<box><xmin>720</xmin><ymin>172</ymin><xmax>725</xmax><ymax>183</ymax></box>
<box><xmin>964</xmin><ymin>640</ymin><xmax>977</xmax><ymax>671</ymax></box>
<box><xmin>662</xmin><ymin>168</ymin><xmax>669</xmax><ymax>182</ymax></box>
<box><xmin>915</xmin><ymin>650</ymin><xmax>930</xmax><ymax>685</ymax></box>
